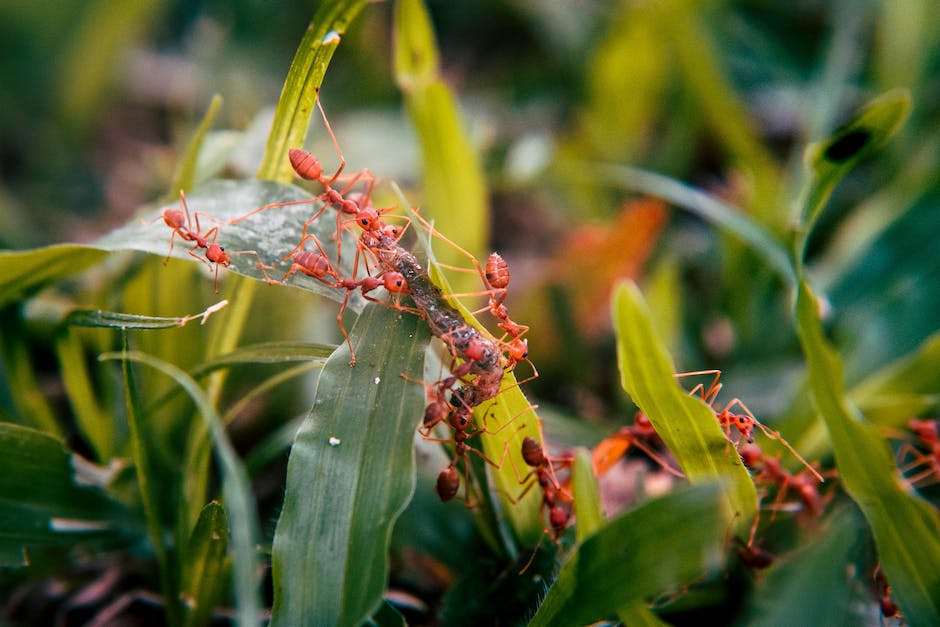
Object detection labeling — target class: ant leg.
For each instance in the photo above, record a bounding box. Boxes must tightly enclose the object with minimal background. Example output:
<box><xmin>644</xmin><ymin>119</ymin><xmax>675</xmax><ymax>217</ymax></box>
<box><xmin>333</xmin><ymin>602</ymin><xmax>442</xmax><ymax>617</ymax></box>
<box><xmin>725</xmin><ymin>398</ymin><xmax>824</xmax><ymax>483</ymax></box>
<box><xmin>314</xmin><ymin>93</ymin><xmax>347</xmax><ymax>187</ymax></box>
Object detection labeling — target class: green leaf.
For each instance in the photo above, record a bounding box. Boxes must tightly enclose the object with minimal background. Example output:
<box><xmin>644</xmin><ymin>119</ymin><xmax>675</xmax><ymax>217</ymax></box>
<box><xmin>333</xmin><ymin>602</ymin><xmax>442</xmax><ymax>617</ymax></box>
<box><xmin>393</xmin><ymin>0</ymin><xmax>488</xmax><ymax>293</ymax></box>
<box><xmin>258</xmin><ymin>0</ymin><xmax>369</xmax><ymax>182</ymax></box>
<box><xmin>794</xmin><ymin>89</ymin><xmax>911</xmax><ymax>261</ymax></box>
<box><xmin>97</xmin><ymin>179</ymin><xmax>363</xmax><ymax>302</ymax></box>
<box><xmin>571</xmin><ymin>447</ymin><xmax>603</xmax><ymax>543</ymax></box>
<box><xmin>64</xmin><ymin>303</ymin><xmax>232</xmax><ymax>330</ymax></box>
<box><xmin>612</xmin><ymin>281</ymin><xmax>756</xmax><ymax>532</ymax></box>
<box><xmin>182</xmin><ymin>501</ymin><xmax>229</xmax><ymax>627</ymax></box>
<box><xmin>54</xmin><ymin>328</ymin><xmax>113</xmax><ymax>464</ymax></box>
<box><xmin>795</xmin><ymin>281</ymin><xmax>940</xmax><ymax>623</ymax></box>
<box><xmin>0</xmin><ymin>423</ymin><xmax>128</xmax><ymax>561</ymax></box>
<box><xmin>115</xmin><ymin>332</ymin><xmax>180</xmax><ymax>625</ymax></box>
<box><xmin>366</xmin><ymin>601</ymin><xmax>407</xmax><ymax>627</ymax></box>
<box><xmin>0</xmin><ymin>245</ymin><xmax>107</xmax><ymax>308</ymax></box>
<box><xmin>101</xmin><ymin>349</ymin><xmax>263</xmax><ymax>627</ymax></box>
<box><xmin>271</xmin><ymin>304</ymin><xmax>429</xmax><ymax>627</ymax></box>
<box><xmin>528</xmin><ymin>483</ymin><xmax>727</xmax><ymax>626</ymax></box>
<box><xmin>0</xmin><ymin>310</ymin><xmax>63</xmax><ymax>436</ymax></box>
<box><xmin>746</xmin><ymin>507</ymin><xmax>870</xmax><ymax>626</ymax></box>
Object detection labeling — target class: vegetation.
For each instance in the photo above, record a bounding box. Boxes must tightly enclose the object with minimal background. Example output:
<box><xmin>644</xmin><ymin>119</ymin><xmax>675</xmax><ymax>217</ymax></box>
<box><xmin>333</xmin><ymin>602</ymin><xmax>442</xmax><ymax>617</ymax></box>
<box><xmin>2</xmin><ymin>1</ymin><xmax>939</xmax><ymax>625</ymax></box>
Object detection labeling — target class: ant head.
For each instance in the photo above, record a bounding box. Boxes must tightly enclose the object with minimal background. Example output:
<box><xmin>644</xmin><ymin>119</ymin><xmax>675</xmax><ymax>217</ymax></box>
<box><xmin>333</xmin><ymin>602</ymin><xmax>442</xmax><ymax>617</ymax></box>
<box><xmin>507</xmin><ymin>338</ymin><xmax>528</xmax><ymax>362</ymax></box>
<box><xmin>449</xmin><ymin>408</ymin><xmax>471</xmax><ymax>430</ymax></box>
<box><xmin>357</xmin><ymin>206</ymin><xmax>380</xmax><ymax>231</ymax></box>
<box><xmin>381</xmin><ymin>223</ymin><xmax>402</xmax><ymax>239</ymax></box>
<box><xmin>732</xmin><ymin>414</ymin><xmax>754</xmax><ymax>442</ymax></box>
<box><xmin>383</xmin><ymin>272</ymin><xmax>407</xmax><ymax>293</ymax></box>
<box><xmin>633</xmin><ymin>411</ymin><xmax>653</xmax><ymax>429</ymax></box>
<box><xmin>206</xmin><ymin>244</ymin><xmax>230</xmax><ymax>266</ymax></box>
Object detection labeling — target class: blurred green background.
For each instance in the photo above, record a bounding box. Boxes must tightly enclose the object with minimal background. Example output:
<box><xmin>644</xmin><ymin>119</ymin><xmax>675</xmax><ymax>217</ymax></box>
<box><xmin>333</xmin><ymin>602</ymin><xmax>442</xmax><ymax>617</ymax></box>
<box><xmin>2</xmin><ymin>0</ymin><xmax>940</xmax><ymax>623</ymax></box>
<box><xmin>3</xmin><ymin>1</ymin><xmax>938</xmax><ymax>399</ymax></box>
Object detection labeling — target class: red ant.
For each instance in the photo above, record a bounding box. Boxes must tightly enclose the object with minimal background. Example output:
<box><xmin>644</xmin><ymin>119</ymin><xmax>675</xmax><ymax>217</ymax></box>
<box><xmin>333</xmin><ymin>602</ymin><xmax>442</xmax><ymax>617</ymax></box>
<box><xmin>152</xmin><ymin>190</ymin><xmax>273</xmax><ymax>291</ymax></box>
<box><xmin>874</xmin><ymin>565</ymin><xmax>902</xmax><ymax>623</ymax></box>
<box><xmin>725</xmin><ymin>510</ymin><xmax>774</xmax><ymax>573</ymax></box>
<box><xmin>680</xmin><ymin>370</ymin><xmax>824</xmax><ymax>483</ymax></box>
<box><xmin>589</xmin><ymin>411</ymin><xmax>685</xmax><ymax>479</ymax></box>
<box><xmin>403</xmin><ymin>212</ymin><xmax>535</xmax><ymax>374</ymax></box>
<box><xmin>515</xmin><ymin>436</ymin><xmax>575</xmax><ymax>541</ymax></box>
<box><xmin>228</xmin><ymin>98</ymin><xmax>415</xmax><ymax>271</ymax></box>
<box><xmin>739</xmin><ymin>443</ymin><xmax>834</xmax><ymax>522</ymax></box>
<box><xmin>425</xmin><ymin>403</ymin><xmax>528</xmax><ymax>505</ymax></box>
<box><xmin>735</xmin><ymin>536</ymin><xmax>775</xmax><ymax>570</ymax></box>
<box><xmin>897</xmin><ymin>418</ymin><xmax>940</xmax><ymax>487</ymax></box>
<box><xmin>276</xmin><ymin>234</ymin><xmax>414</xmax><ymax>365</ymax></box>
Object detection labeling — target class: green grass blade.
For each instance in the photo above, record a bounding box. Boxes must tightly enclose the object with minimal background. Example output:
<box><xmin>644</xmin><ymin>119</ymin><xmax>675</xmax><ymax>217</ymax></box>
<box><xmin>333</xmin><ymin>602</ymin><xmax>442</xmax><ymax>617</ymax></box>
<box><xmin>588</xmin><ymin>163</ymin><xmax>795</xmax><ymax>285</ymax></box>
<box><xmin>258</xmin><ymin>0</ymin><xmax>369</xmax><ymax>182</ymax></box>
<box><xmin>394</xmin><ymin>0</ymin><xmax>488</xmax><ymax>292</ymax></box>
<box><xmin>171</xmin><ymin>94</ymin><xmax>223</xmax><ymax>196</ymax></box>
<box><xmin>795</xmin><ymin>281</ymin><xmax>940</xmax><ymax>623</ymax></box>
<box><xmin>666</xmin><ymin>4</ymin><xmax>782</xmax><ymax>230</ymax></box>
<box><xmin>612</xmin><ymin>281</ymin><xmax>756</xmax><ymax>532</ymax></box>
<box><xmin>64</xmin><ymin>303</ymin><xmax>232</xmax><ymax>330</ymax></box>
<box><xmin>115</xmin><ymin>333</ymin><xmax>180</xmax><ymax>625</ymax></box>
<box><xmin>271</xmin><ymin>304</ymin><xmax>429</xmax><ymax>627</ymax></box>
<box><xmin>849</xmin><ymin>329</ymin><xmax>940</xmax><ymax>425</ymax></box>
<box><xmin>0</xmin><ymin>311</ymin><xmax>62</xmax><ymax>436</ymax></box>
<box><xmin>101</xmin><ymin>349</ymin><xmax>263</xmax><ymax>627</ymax></box>
<box><xmin>54</xmin><ymin>328</ymin><xmax>113</xmax><ymax>462</ymax></box>
<box><xmin>617</xmin><ymin>602</ymin><xmax>671</xmax><ymax>627</ymax></box>
<box><xmin>56</xmin><ymin>0</ymin><xmax>163</xmax><ymax>127</ymax></box>
<box><xmin>571</xmin><ymin>447</ymin><xmax>603</xmax><ymax>543</ymax></box>
<box><xmin>0</xmin><ymin>245</ymin><xmax>107</xmax><ymax>307</ymax></box>
<box><xmin>190</xmin><ymin>341</ymin><xmax>333</xmax><ymax>373</ymax></box>
<box><xmin>529</xmin><ymin>483</ymin><xmax>726</xmax><ymax>626</ymax></box>
<box><xmin>182</xmin><ymin>501</ymin><xmax>229</xmax><ymax>627</ymax></box>
<box><xmin>222</xmin><ymin>362</ymin><xmax>323</xmax><ymax>427</ymax></box>
<box><xmin>794</xmin><ymin>89</ymin><xmax>910</xmax><ymax>263</ymax></box>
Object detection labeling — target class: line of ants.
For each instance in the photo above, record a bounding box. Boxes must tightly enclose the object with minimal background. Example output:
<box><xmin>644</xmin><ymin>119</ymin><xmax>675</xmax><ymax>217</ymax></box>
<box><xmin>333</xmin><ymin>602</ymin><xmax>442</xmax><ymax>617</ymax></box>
<box><xmin>150</xmin><ymin>97</ymin><xmax>854</xmax><ymax>574</ymax></box>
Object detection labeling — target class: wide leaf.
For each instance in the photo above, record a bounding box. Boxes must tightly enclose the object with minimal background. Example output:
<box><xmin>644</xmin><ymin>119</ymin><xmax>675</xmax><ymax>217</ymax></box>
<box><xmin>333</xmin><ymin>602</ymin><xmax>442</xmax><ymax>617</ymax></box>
<box><xmin>612</xmin><ymin>281</ymin><xmax>756</xmax><ymax>532</ymax></box>
<box><xmin>529</xmin><ymin>483</ymin><xmax>726</xmax><ymax>626</ymax></box>
<box><xmin>271</xmin><ymin>303</ymin><xmax>429</xmax><ymax>627</ymax></box>
<box><xmin>0</xmin><ymin>423</ymin><xmax>128</xmax><ymax>566</ymax></box>
<box><xmin>795</xmin><ymin>282</ymin><xmax>940</xmax><ymax>623</ymax></box>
